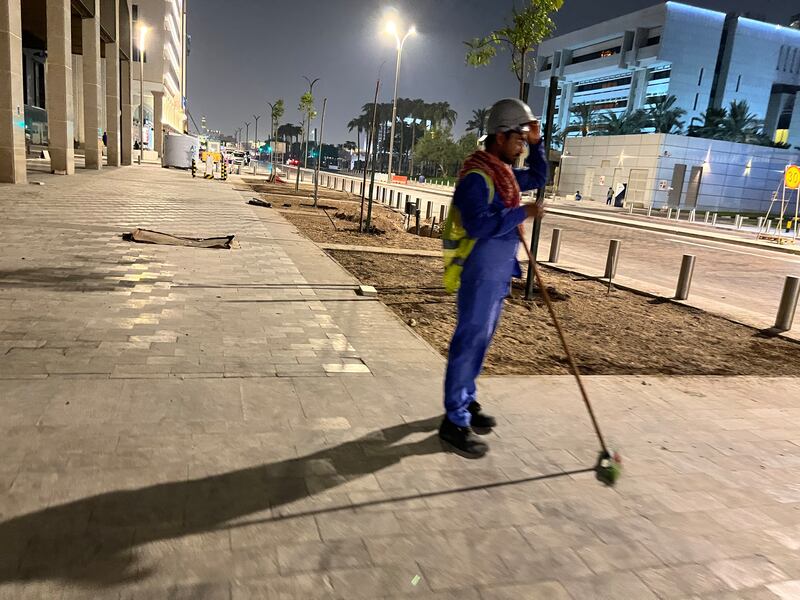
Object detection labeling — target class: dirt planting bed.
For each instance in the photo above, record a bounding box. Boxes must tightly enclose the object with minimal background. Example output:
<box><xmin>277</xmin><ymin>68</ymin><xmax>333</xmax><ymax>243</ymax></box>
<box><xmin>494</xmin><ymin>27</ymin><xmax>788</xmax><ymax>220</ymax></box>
<box><xmin>327</xmin><ymin>250</ymin><xmax>800</xmax><ymax>376</ymax></box>
<box><xmin>248</xmin><ymin>180</ymin><xmax>441</xmax><ymax>251</ymax></box>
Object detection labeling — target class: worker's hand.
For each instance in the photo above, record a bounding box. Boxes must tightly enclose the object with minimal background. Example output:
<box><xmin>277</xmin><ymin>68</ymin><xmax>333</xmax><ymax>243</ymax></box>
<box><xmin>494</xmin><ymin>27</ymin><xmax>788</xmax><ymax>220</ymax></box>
<box><xmin>524</xmin><ymin>202</ymin><xmax>545</xmax><ymax>220</ymax></box>
<box><xmin>527</xmin><ymin>121</ymin><xmax>542</xmax><ymax>146</ymax></box>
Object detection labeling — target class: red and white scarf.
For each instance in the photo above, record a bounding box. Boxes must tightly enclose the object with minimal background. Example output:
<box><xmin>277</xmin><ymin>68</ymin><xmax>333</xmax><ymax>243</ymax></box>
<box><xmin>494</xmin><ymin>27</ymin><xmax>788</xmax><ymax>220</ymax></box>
<box><xmin>459</xmin><ymin>150</ymin><xmax>521</xmax><ymax>208</ymax></box>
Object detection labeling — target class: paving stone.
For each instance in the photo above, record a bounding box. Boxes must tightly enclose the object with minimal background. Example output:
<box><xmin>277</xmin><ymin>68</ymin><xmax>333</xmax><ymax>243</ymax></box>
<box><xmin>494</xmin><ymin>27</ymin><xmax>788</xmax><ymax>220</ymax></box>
<box><xmin>477</xmin><ymin>581</ymin><xmax>572</xmax><ymax>599</ymax></box>
<box><xmin>576</xmin><ymin>541</ymin><xmax>662</xmax><ymax>574</ymax></box>
<box><xmin>637</xmin><ymin>564</ymin><xmax>733</xmax><ymax>598</ymax></box>
<box><xmin>563</xmin><ymin>571</ymin><xmax>659</xmax><ymax>600</ymax></box>
<box><xmin>4</xmin><ymin>168</ymin><xmax>800</xmax><ymax>597</ymax></box>
<box><xmin>276</xmin><ymin>539</ymin><xmax>372</xmax><ymax>574</ymax></box>
<box><xmin>708</xmin><ymin>557</ymin><xmax>788</xmax><ymax>591</ymax></box>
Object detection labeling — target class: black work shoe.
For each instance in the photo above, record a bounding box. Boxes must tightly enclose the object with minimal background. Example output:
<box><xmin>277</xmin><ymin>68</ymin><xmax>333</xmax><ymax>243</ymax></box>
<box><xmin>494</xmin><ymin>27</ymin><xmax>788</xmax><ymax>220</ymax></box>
<box><xmin>438</xmin><ymin>417</ymin><xmax>489</xmax><ymax>459</ymax></box>
<box><xmin>468</xmin><ymin>401</ymin><xmax>497</xmax><ymax>434</ymax></box>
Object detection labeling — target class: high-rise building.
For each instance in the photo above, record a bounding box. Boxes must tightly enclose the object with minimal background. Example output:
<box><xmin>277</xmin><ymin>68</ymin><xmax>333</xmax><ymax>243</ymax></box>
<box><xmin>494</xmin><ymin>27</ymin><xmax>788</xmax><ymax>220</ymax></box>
<box><xmin>535</xmin><ymin>1</ymin><xmax>800</xmax><ymax>146</ymax></box>
<box><xmin>131</xmin><ymin>0</ymin><xmax>188</xmax><ymax>156</ymax></box>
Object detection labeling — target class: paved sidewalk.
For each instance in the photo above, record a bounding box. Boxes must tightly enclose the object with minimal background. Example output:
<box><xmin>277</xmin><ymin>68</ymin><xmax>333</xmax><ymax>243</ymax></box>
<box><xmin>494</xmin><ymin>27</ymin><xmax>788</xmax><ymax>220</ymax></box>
<box><xmin>3</xmin><ymin>167</ymin><xmax>800</xmax><ymax>599</ymax></box>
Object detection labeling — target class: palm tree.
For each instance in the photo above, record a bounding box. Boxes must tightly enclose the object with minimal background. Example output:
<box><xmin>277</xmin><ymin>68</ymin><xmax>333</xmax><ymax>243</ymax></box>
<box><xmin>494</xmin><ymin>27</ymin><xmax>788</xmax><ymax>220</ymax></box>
<box><xmin>466</xmin><ymin>108</ymin><xmax>490</xmax><ymax>137</ymax></box>
<box><xmin>645</xmin><ymin>95</ymin><xmax>686</xmax><ymax>134</ymax></box>
<box><xmin>692</xmin><ymin>107</ymin><xmax>727</xmax><ymax>139</ymax></box>
<box><xmin>595</xmin><ymin>110</ymin><xmax>647</xmax><ymax>136</ymax></box>
<box><xmin>429</xmin><ymin>101</ymin><xmax>458</xmax><ymax>130</ymax></box>
<box><xmin>719</xmin><ymin>100</ymin><xmax>762</xmax><ymax>144</ymax></box>
<box><xmin>565</xmin><ymin>103</ymin><xmax>597</xmax><ymax>137</ymax></box>
<box><xmin>347</xmin><ymin>114</ymin><xmax>371</xmax><ymax>167</ymax></box>
<box><xmin>408</xmin><ymin>99</ymin><xmax>426</xmax><ymax>177</ymax></box>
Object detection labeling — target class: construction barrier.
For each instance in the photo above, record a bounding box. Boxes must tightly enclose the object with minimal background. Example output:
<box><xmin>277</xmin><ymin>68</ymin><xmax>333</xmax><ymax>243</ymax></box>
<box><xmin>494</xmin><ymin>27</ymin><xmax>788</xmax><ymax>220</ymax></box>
<box><xmin>191</xmin><ymin>159</ymin><xmax>196</xmax><ymax>178</ymax></box>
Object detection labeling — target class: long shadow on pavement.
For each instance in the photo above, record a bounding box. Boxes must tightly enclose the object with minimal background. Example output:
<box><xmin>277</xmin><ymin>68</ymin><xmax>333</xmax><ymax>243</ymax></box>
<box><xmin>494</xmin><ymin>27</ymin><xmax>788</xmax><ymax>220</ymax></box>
<box><xmin>0</xmin><ymin>416</ymin><xmax>442</xmax><ymax>587</ymax></box>
<box><xmin>0</xmin><ymin>416</ymin><xmax>589</xmax><ymax>589</ymax></box>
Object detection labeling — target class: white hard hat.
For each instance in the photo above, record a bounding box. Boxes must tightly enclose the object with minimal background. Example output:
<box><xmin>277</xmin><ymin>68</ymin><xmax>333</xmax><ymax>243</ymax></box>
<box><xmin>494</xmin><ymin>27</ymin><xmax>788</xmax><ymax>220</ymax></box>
<box><xmin>487</xmin><ymin>98</ymin><xmax>537</xmax><ymax>135</ymax></box>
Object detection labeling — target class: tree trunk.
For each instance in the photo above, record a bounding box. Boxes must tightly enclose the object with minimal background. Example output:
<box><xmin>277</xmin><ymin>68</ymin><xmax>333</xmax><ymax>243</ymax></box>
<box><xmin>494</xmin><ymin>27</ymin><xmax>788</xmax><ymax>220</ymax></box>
<box><xmin>398</xmin><ymin>122</ymin><xmax>405</xmax><ymax>175</ymax></box>
<box><xmin>409</xmin><ymin>120</ymin><xmax>416</xmax><ymax>178</ymax></box>
<box><xmin>518</xmin><ymin>53</ymin><xmax>526</xmax><ymax>101</ymax></box>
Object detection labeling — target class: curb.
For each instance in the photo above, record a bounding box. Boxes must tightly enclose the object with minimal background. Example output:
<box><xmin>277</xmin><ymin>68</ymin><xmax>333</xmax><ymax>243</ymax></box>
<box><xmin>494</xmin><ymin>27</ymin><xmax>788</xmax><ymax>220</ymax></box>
<box><xmin>547</xmin><ymin>207</ymin><xmax>800</xmax><ymax>257</ymax></box>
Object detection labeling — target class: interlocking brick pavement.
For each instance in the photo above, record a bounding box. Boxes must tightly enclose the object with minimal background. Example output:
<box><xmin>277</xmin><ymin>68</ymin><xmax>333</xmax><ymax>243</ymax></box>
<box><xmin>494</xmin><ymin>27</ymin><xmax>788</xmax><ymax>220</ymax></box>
<box><xmin>2</xmin><ymin>167</ymin><xmax>800</xmax><ymax>599</ymax></box>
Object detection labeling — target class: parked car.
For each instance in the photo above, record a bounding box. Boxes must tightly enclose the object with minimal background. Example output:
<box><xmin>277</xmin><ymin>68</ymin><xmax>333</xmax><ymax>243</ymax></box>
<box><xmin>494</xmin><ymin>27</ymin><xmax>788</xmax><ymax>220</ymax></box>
<box><xmin>286</xmin><ymin>158</ymin><xmax>299</xmax><ymax>166</ymax></box>
<box><xmin>230</xmin><ymin>150</ymin><xmax>248</xmax><ymax>166</ymax></box>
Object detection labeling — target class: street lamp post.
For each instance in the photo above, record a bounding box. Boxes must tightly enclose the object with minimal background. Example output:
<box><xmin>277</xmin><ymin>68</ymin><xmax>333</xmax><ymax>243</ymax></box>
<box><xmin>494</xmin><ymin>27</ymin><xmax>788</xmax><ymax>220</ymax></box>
<box><xmin>244</xmin><ymin>121</ymin><xmax>251</xmax><ymax>151</ymax></box>
<box><xmin>137</xmin><ymin>25</ymin><xmax>148</xmax><ymax>165</ymax></box>
<box><xmin>302</xmin><ymin>76</ymin><xmax>319</xmax><ymax>169</ymax></box>
<box><xmin>253</xmin><ymin>114</ymin><xmax>260</xmax><ymax>174</ymax></box>
<box><xmin>385</xmin><ymin>21</ymin><xmax>415</xmax><ymax>182</ymax></box>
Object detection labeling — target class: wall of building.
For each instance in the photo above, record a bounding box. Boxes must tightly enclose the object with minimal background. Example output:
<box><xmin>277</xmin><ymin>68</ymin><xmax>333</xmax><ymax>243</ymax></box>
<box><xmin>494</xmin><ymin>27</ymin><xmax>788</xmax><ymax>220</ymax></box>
<box><xmin>559</xmin><ymin>133</ymin><xmax>800</xmax><ymax>213</ymax></box>
<box><xmin>660</xmin><ymin>2</ymin><xmax>724</xmax><ymax>123</ymax></box>
<box><xmin>132</xmin><ymin>0</ymin><xmax>186</xmax><ymax>135</ymax></box>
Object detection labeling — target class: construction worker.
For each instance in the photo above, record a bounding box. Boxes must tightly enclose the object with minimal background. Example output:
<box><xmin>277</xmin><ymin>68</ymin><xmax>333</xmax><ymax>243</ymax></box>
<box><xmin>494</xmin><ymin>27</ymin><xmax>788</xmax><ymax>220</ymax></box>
<box><xmin>439</xmin><ymin>98</ymin><xmax>548</xmax><ymax>458</ymax></box>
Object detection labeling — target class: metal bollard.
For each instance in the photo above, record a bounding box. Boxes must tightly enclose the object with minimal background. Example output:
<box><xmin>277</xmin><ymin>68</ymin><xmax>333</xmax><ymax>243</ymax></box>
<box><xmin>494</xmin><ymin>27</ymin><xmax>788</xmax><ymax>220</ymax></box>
<box><xmin>766</xmin><ymin>219</ymin><xmax>773</xmax><ymax>233</ymax></box>
<box><xmin>757</xmin><ymin>216</ymin><xmax>764</xmax><ymax>231</ymax></box>
<box><xmin>704</xmin><ymin>211</ymin><xmax>710</xmax><ymax>224</ymax></box>
<box><xmin>647</xmin><ymin>205</ymin><xmax>653</xmax><ymax>217</ymax></box>
<box><xmin>775</xmin><ymin>276</ymin><xmax>800</xmax><ymax>332</ymax></box>
<box><xmin>604</xmin><ymin>239</ymin><xmax>621</xmax><ymax>280</ymax></box>
<box><xmin>676</xmin><ymin>208</ymin><xmax>681</xmax><ymax>221</ymax></box>
<box><xmin>689</xmin><ymin>209</ymin><xmax>696</xmax><ymax>223</ymax></box>
<box><xmin>549</xmin><ymin>229</ymin><xmax>563</xmax><ymax>263</ymax></box>
<box><xmin>712</xmin><ymin>213</ymin><xmax>718</xmax><ymax>226</ymax></box>
<box><xmin>735</xmin><ymin>214</ymin><xmax>742</xmax><ymax>229</ymax></box>
<box><xmin>675</xmin><ymin>254</ymin><xmax>696</xmax><ymax>301</ymax></box>
<box><xmin>667</xmin><ymin>208</ymin><xmax>673</xmax><ymax>220</ymax></box>
<box><xmin>628</xmin><ymin>203</ymin><xmax>634</xmax><ymax>215</ymax></box>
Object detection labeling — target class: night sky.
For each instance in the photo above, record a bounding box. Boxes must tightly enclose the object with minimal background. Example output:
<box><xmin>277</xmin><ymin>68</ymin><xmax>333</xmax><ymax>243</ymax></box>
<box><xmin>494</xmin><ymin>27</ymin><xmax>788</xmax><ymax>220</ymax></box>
<box><xmin>186</xmin><ymin>0</ymin><xmax>790</xmax><ymax>145</ymax></box>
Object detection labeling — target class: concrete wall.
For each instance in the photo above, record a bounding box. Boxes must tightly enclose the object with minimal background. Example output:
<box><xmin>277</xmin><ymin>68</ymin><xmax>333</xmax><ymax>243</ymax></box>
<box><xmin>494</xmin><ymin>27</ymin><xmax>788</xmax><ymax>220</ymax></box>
<box><xmin>559</xmin><ymin>134</ymin><xmax>664</xmax><ymax>207</ymax></box>
<box><xmin>559</xmin><ymin>133</ymin><xmax>800</xmax><ymax>212</ymax></box>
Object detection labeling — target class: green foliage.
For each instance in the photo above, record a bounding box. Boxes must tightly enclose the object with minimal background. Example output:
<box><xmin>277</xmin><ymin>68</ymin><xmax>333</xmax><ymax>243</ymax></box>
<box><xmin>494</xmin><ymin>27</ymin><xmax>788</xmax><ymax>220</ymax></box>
<box><xmin>299</xmin><ymin>92</ymin><xmax>316</xmax><ymax>120</ymax></box>
<box><xmin>645</xmin><ymin>95</ymin><xmax>686</xmax><ymax>134</ymax></box>
<box><xmin>690</xmin><ymin>100</ymin><xmax>778</xmax><ymax>146</ymax></box>
<box><xmin>466</xmin><ymin>108</ymin><xmax>489</xmax><ymax>137</ymax></box>
<box><xmin>465</xmin><ymin>0</ymin><xmax>564</xmax><ymax>95</ymax></box>
<box><xmin>594</xmin><ymin>109</ymin><xmax>647</xmax><ymax>136</ymax></box>
<box><xmin>413</xmin><ymin>128</ymin><xmax>466</xmax><ymax>177</ymax></box>
<box><xmin>564</xmin><ymin>104</ymin><xmax>597</xmax><ymax>137</ymax></box>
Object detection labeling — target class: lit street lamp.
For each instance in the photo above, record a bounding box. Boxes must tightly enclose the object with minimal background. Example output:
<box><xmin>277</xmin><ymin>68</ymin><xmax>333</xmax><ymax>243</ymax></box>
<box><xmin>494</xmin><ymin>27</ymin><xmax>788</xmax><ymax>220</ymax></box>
<box><xmin>385</xmin><ymin>19</ymin><xmax>415</xmax><ymax>181</ymax></box>
<box><xmin>137</xmin><ymin>24</ymin><xmax>149</xmax><ymax>165</ymax></box>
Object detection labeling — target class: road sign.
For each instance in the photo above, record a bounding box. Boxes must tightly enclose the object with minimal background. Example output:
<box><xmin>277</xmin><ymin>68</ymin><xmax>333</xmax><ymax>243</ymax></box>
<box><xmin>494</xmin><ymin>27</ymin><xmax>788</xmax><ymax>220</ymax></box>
<box><xmin>786</xmin><ymin>165</ymin><xmax>800</xmax><ymax>190</ymax></box>
<box><xmin>659</xmin><ymin>180</ymin><xmax>669</xmax><ymax>191</ymax></box>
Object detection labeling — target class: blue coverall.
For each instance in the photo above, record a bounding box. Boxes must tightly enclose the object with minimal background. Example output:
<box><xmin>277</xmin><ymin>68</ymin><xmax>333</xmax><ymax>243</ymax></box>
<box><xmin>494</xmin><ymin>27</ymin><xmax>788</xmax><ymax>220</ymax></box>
<box><xmin>444</xmin><ymin>142</ymin><xmax>549</xmax><ymax>427</ymax></box>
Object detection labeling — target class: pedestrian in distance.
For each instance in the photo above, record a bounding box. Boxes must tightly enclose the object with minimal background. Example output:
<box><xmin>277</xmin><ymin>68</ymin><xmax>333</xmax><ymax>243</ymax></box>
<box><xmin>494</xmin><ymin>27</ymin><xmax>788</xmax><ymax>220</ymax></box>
<box><xmin>439</xmin><ymin>98</ymin><xmax>548</xmax><ymax>458</ymax></box>
<box><xmin>606</xmin><ymin>187</ymin><xmax>614</xmax><ymax>205</ymax></box>
<box><xmin>575</xmin><ymin>190</ymin><xmax>582</xmax><ymax>202</ymax></box>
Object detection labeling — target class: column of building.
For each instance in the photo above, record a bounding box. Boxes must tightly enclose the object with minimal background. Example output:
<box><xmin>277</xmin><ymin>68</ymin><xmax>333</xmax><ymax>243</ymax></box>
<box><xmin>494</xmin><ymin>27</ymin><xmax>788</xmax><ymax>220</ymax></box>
<box><xmin>105</xmin><ymin>0</ymin><xmax>121</xmax><ymax>166</ymax></box>
<box><xmin>82</xmin><ymin>0</ymin><xmax>103</xmax><ymax>169</ymax></box>
<box><xmin>45</xmin><ymin>0</ymin><xmax>75</xmax><ymax>174</ymax></box>
<box><xmin>0</xmin><ymin>0</ymin><xmax>26</xmax><ymax>183</ymax></box>
<box><xmin>152</xmin><ymin>90</ymin><xmax>164</xmax><ymax>157</ymax></box>
<box><xmin>120</xmin><ymin>58</ymin><xmax>133</xmax><ymax>165</ymax></box>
